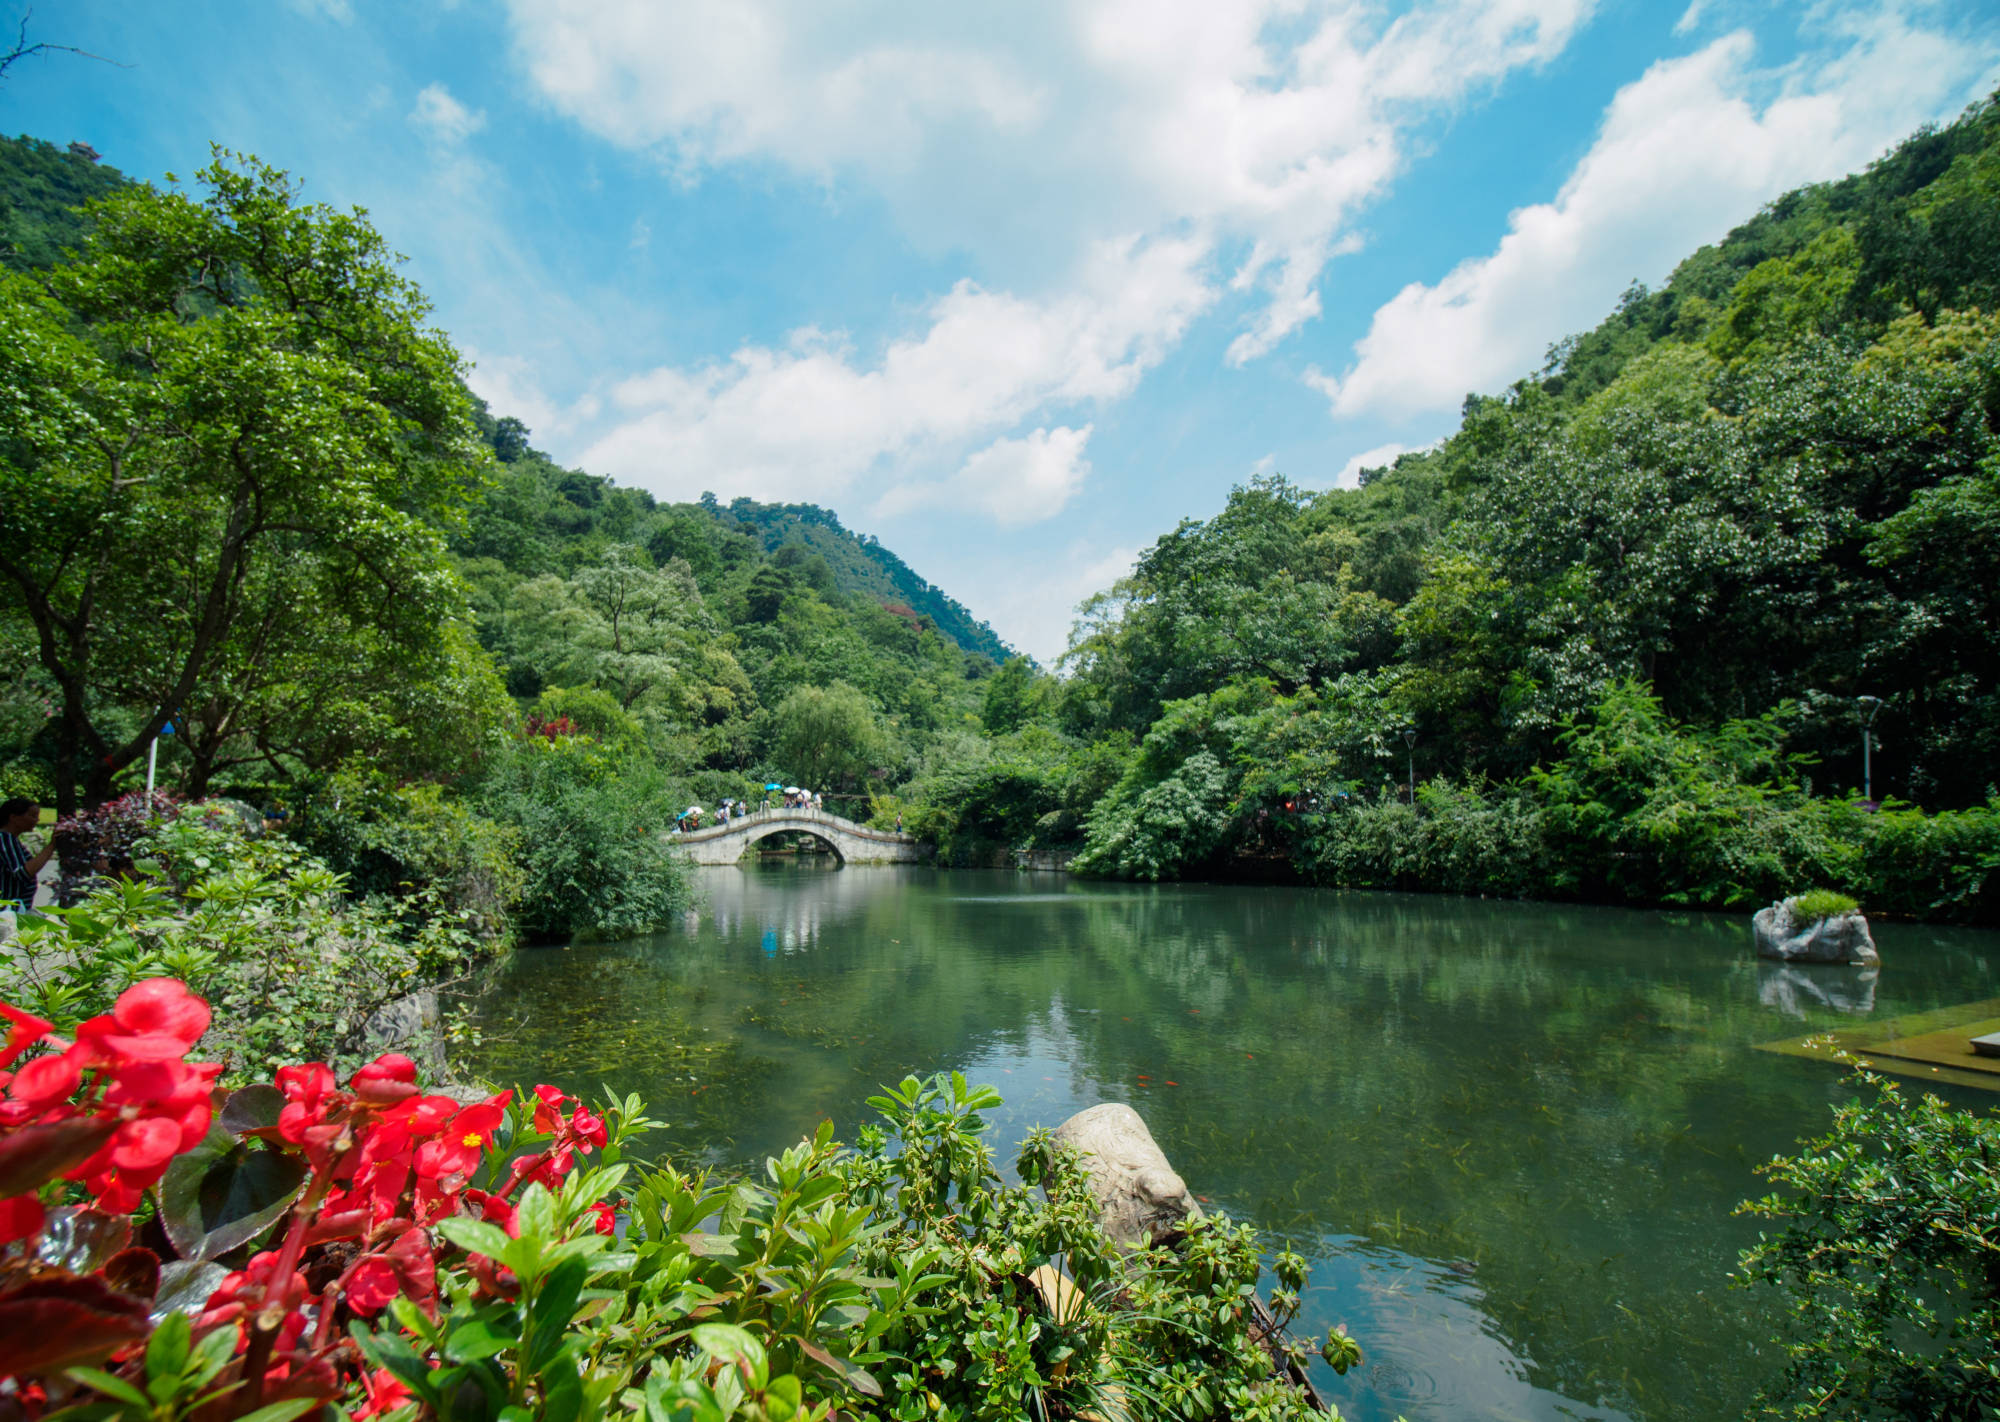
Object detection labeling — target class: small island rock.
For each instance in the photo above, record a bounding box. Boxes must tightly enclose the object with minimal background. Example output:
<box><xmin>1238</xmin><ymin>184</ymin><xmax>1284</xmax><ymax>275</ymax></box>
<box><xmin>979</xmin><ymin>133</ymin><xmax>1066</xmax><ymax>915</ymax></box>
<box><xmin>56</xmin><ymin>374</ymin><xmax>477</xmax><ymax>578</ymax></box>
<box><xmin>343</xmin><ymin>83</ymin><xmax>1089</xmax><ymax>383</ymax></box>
<box><xmin>1753</xmin><ymin>899</ymin><xmax>1879</xmax><ymax>966</ymax></box>
<box><xmin>1052</xmin><ymin>1102</ymin><xmax>1201</xmax><ymax>1247</ymax></box>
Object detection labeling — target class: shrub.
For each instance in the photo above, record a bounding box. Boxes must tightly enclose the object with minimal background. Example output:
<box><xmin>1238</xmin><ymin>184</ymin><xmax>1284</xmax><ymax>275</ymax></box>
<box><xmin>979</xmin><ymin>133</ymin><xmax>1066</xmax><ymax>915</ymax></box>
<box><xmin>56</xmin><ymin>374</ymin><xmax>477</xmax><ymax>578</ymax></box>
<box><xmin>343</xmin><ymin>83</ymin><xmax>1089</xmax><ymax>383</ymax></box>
<box><xmin>1736</xmin><ymin>1068</ymin><xmax>2000</xmax><ymax>1418</ymax></box>
<box><xmin>288</xmin><ymin>772</ymin><xmax>524</xmax><ymax>941</ymax></box>
<box><xmin>0</xmin><ymin>982</ymin><xmax>1354</xmax><ymax>1422</ymax></box>
<box><xmin>0</xmin><ymin>757</ymin><xmax>53</xmax><ymax>803</ymax></box>
<box><xmin>2</xmin><ymin>812</ymin><xmax>489</xmax><ymax>1081</ymax></box>
<box><xmin>472</xmin><ymin>737</ymin><xmax>691</xmax><ymax>942</ymax></box>
<box><xmin>1789</xmin><ymin>888</ymin><xmax>1860</xmax><ymax>922</ymax></box>
<box><xmin>50</xmin><ymin>790</ymin><xmax>180</xmax><ymax>905</ymax></box>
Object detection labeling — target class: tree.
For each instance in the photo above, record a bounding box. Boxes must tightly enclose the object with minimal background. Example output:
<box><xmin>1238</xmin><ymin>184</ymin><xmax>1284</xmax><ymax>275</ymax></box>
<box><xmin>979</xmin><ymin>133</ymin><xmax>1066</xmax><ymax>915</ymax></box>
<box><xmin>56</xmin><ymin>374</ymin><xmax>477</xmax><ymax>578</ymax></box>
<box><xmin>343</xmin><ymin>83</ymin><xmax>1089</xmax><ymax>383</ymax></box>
<box><xmin>979</xmin><ymin>657</ymin><xmax>1046</xmax><ymax>735</ymax></box>
<box><xmin>500</xmin><ymin>545</ymin><xmax>754</xmax><ymax>754</ymax></box>
<box><xmin>0</xmin><ymin>152</ymin><xmax>489</xmax><ymax>812</ymax></box>
<box><xmin>773</xmin><ymin>682</ymin><xmax>883</xmax><ymax>792</ymax></box>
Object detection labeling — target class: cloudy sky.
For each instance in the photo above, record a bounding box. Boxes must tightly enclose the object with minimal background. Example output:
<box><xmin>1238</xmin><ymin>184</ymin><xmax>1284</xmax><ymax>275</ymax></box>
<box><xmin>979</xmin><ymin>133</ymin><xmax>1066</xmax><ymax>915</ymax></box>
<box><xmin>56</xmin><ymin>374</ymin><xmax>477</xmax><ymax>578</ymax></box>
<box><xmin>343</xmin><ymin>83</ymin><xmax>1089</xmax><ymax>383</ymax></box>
<box><xmin>13</xmin><ymin>1</ymin><xmax>2000</xmax><ymax>659</ymax></box>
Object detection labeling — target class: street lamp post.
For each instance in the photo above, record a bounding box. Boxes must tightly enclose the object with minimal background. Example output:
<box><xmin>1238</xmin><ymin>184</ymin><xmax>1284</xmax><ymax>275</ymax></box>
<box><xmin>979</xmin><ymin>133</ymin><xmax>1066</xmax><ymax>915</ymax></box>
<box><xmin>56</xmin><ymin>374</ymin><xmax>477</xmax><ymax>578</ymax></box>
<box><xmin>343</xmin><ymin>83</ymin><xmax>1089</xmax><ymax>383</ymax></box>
<box><xmin>1402</xmin><ymin>726</ymin><xmax>1417</xmax><ymax>806</ymax></box>
<box><xmin>1857</xmin><ymin>695</ymin><xmax>1883</xmax><ymax>803</ymax></box>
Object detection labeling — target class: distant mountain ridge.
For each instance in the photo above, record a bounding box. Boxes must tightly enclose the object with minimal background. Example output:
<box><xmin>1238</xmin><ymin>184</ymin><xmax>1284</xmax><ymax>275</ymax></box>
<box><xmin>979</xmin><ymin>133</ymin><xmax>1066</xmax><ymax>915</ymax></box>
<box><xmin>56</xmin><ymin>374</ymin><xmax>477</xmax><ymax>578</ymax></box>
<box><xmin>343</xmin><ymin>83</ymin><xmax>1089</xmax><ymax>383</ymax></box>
<box><xmin>704</xmin><ymin>495</ymin><xmax>1010</xmax><ymax>662</ymax></box>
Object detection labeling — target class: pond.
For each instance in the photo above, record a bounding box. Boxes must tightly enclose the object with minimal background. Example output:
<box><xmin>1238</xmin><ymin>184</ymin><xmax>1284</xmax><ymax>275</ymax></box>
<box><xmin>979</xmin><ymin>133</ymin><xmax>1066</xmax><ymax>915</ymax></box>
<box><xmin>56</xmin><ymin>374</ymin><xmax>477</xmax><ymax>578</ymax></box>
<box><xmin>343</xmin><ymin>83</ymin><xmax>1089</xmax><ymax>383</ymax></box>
<box><xmin>461</xmin><ymin>865</ymin><xmax>2000</xmax><ymax>1421</ymax></box>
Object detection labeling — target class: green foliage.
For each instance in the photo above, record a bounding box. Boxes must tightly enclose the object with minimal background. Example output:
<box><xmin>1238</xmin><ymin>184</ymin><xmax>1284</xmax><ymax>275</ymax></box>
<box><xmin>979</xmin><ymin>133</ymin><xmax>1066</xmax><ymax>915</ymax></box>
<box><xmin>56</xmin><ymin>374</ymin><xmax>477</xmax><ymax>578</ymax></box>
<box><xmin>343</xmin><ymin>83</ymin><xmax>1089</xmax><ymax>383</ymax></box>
<box><xmin>0</xmin><ymin>810</ymin><xmax>488</xmax><ymax>1080</ymax></box>
<box><xmin>1047</xmin><ymin>95</ymin><xmax>2000</xmax><ymax>916</ymax></box>
<box><xmin>286</xmin><ymin>770</ymin><xmax>524</xmax><ymax>940</ymax></box>
<box><xmin>0</xmin><ymin>134</ymin><xmax>129</xmax><ymax>271</ymax></box>
<box><xmin>1790</xmin><ymin>889</ymin><xmax>1860</xmax><ymax>922</ymax></box>
<box><xmin>0</xmin><ymin>148</ymin><xmax>493</xmax><ymax>813</ymax></box>
<box><xmin>772</xmin><ymin>683</ymin><xmax>884</xmax><ymax>794</ymax></box>
<box><xmin>1736</xmin><ymin>1069</ymin><xmax>2000</xmax><ymax>1418</ymax></box>
<box><xmin>471</xmin><ymin>737</ymin><xmax>692</xmax><ymax>942</ymax></box>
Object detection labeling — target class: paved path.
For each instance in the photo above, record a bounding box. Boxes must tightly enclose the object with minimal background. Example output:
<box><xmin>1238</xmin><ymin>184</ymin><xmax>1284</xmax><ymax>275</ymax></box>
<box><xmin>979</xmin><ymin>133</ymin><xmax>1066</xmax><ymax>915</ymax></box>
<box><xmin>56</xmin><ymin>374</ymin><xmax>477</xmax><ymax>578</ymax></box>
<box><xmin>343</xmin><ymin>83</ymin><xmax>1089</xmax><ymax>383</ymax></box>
<box><xmin>670</xmin><ymin>808</ymin><xmax>925</xmax><ymax>866</ymax></box>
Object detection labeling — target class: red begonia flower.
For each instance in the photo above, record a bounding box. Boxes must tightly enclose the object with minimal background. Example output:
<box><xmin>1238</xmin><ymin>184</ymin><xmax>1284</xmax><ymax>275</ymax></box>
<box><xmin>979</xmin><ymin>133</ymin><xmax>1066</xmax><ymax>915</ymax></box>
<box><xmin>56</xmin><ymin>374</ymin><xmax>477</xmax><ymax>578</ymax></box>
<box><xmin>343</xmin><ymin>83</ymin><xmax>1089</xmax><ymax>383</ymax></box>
<box><xmin>112</xmin><ymin>979</ymin><xmax>211</xmax><ymax>1045</ymax></box>
<box><xmin>570</xmin><ymin>1105</ymin><xmax>608</xmax><ymax>1151</ymax></box>
<box><xmin>7</xmin><ymin>1052</ymin><xmax>80</xmax><ymax>1111</ymax></box>
<box><xmin>109</xmin><ymin>1116</ymin><xmax>182</xmax><ymax>1176</ymax></box>
<box><xmin>414</xmin><ymin>1094</ymin><xmax>510</xmax><ymax>1182</ymax></box>
<box><xmin>0</xmin><ymin>1002</ymin><xmax>52</xmax><ymax>1071</ymax></box>
<box><xmin>354</xmin><ymin>1367</ymin><xmax>413</xmax><ymax>1420</ymax></box>
<box><xmin>532</xmin><ymin>1084</ymin><xmax>567</xmax><ymax>1133</ymax></box>
<box><xmin>345</xmin><ymin>1256</ymin><xmax>401</xmax><ymax>1315</ymax></box>
<box><xmin>463</xmin><ymin>1188</ymin><xmax>518</xmax><ymax>1236</ymax></box>
<box><xmin>352</xmin><ymin>1054</ymin><xmax>419</xmax><ymax>1105</ymax></box>
<box><xmin>276</xmin><ymin>1062</ymin><xmax>337</xmax><ymax>1143</ymax></box>
<box><xmin>589</xmin><ymin>1201</ymin><xmax>617</xmax><ymax>1236</ymax></box>
<box><xmin>0</xmin><ymin>1192</ymin><xmax>45</xmax><ymax>1243</ymax></box>
<box><xmin>386</xmin><ymin>1225</ymin><xmax>437</xmax><ymax>1304</ymax></box>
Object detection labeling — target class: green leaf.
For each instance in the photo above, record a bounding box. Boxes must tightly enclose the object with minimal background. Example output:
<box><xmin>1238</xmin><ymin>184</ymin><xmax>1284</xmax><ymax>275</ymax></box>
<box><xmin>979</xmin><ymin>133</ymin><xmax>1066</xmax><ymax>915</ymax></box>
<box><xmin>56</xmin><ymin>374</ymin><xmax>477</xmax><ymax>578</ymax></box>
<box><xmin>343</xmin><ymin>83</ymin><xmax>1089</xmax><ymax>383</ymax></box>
<box><xmin>530</xmin><ymin>1255</ymin><xmax>588</xmax><ymax>1360</ymax></box>
<box><xmin>143</xmin><ymin>1311</ymin><xmax>191</xmax><ymax>1381</ymax></box>
<box><xmin>231</xmin><ymin>1399</ymin><xmax>324</xmax><ymax>1422</ymax></box>
<box><xmin>64</xmin><ymin>1367</ymin><xmax>150</xmax><ymax>1409</ymax></box>
<box><xmin>443</xmin><ymin>1315</ymin><xmax>514</xmax><ymax>1364</ymax></box>
<box><xmin>435</xmin><ymin>1217</ymin><xmax>513</xmax><ymax>1259</ymax></box>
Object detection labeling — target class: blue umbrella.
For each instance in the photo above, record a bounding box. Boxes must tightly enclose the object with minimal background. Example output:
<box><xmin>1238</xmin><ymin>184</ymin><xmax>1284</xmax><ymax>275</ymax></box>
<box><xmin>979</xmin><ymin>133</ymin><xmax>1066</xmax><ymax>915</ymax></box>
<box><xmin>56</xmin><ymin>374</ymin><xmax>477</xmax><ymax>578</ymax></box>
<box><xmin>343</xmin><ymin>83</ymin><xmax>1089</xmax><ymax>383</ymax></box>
<box><xmin>765</xmin><ymin>782</ymin><xmax>783</xmax><ymax>791</ymax></box>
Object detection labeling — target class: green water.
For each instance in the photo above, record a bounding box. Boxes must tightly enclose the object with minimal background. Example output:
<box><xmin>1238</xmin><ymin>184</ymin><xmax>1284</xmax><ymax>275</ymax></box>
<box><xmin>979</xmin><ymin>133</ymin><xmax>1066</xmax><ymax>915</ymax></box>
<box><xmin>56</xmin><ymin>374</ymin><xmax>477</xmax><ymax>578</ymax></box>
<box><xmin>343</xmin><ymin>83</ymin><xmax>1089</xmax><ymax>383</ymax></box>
<box><xmin>461</xmin><ymin>865</ymin><xmax>2000</xmax><ymax>1421</ymax></box>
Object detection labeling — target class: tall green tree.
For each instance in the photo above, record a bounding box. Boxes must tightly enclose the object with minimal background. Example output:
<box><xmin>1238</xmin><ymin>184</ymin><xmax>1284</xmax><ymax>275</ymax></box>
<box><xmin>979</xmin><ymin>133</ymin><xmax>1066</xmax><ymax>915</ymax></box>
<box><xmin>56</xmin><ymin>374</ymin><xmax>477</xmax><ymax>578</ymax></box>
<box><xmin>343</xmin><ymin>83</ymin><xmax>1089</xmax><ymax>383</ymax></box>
<box><xmin>773</xmin><ymin>682</ymin><xmax>883</xmax><ymax>793</ymax></box>
<box><xmin>0</xmin><ymin>151</ymin><xmax>490</xmax><ymax>812</ymax></box>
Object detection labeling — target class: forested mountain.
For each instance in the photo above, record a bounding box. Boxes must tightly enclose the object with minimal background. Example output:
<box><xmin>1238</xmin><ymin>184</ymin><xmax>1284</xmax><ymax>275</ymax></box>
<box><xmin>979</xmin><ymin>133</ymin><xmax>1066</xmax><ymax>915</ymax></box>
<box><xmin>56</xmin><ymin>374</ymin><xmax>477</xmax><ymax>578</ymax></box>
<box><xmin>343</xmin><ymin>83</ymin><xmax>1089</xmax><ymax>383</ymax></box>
<box><xmin>0</xmin><ymin>132</ymin><xmax>1003</xmax><ymax>823</ymax></box>
<box><xmin>913</xmin><ymin>92</ymin><xmax>2000</xmax><ymax>919</ymax></box>
<box><xmin>450</xmin><ymin>404</ymin><xmax>1003</xmax><ymax>784</ymax></box>
<box><xmin>0</xmin><ymin>134</ymin><xmax>126</xmax><ymax>269</ymax></box>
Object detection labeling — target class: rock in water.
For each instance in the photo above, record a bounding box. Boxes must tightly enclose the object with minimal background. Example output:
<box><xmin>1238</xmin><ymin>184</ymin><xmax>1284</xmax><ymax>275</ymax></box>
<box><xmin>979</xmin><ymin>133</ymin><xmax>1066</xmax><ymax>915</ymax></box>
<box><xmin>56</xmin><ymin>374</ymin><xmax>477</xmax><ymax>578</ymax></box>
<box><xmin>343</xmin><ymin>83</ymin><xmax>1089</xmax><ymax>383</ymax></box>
<box><xmin>1052</xmin><ymin>1102</ymin><xmax>1201</xmax><ymax>1247</ymax></box>
<box><xmin>1752</xmin><ymin>899</ymin><xmax>1879</xmax><ymax>966</ymax></box>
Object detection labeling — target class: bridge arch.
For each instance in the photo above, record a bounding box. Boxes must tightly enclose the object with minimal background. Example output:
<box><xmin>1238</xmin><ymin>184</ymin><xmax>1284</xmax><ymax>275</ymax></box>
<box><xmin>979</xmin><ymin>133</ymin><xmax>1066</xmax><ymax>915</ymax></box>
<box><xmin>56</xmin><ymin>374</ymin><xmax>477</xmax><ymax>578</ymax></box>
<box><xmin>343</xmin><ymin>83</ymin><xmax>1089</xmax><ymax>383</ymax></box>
<box><xmin>732</xmin><ymin>820</ymin><xmax>844</xmax><ymax>865</ymax></box>
<box><xmin>669</xmin><ymin>809</ymin><xmax>925</xmax><ymax>868</ymax></box>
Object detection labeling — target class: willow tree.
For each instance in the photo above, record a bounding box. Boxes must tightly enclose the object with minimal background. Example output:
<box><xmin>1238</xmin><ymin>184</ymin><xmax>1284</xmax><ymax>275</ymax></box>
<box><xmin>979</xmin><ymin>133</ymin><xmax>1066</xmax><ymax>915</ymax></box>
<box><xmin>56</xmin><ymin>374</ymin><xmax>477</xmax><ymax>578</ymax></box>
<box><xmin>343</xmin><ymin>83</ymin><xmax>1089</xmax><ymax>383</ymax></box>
<box><xmin>0</xmin><ymin>151</ymin><xmax>493</xmax><ymax>812</ymax></box>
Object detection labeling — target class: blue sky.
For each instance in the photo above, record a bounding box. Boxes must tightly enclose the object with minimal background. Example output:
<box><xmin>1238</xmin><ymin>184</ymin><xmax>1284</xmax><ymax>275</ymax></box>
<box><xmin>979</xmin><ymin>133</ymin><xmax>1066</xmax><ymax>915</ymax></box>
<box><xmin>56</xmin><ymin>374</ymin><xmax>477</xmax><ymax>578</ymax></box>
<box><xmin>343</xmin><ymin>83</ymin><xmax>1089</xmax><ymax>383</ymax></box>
<box><xmin>12</xmin><ymin>0</ymin><xmax>2000</xmax><ymax>660</ymax></box>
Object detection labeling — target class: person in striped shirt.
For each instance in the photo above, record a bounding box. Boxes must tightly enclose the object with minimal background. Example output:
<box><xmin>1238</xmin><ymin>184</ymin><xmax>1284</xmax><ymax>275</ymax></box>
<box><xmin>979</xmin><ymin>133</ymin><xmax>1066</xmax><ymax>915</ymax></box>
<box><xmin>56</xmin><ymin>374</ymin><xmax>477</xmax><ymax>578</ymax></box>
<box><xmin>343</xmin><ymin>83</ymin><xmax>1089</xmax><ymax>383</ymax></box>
<box><xmin>1</xmin><ymin>797</ymin><xmax>56</xmax><ymax>914</ymax></box>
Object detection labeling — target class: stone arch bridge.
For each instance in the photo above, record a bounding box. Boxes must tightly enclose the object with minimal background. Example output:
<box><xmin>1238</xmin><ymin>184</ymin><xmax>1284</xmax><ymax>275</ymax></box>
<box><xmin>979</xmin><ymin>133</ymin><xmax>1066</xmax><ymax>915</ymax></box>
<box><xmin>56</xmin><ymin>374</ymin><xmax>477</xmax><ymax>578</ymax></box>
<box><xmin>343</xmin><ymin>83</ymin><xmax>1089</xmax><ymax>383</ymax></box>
<box><xmin>670</xmin><ymin>808</ymin><xmax>926</xmax><ymax>866</ymax></box>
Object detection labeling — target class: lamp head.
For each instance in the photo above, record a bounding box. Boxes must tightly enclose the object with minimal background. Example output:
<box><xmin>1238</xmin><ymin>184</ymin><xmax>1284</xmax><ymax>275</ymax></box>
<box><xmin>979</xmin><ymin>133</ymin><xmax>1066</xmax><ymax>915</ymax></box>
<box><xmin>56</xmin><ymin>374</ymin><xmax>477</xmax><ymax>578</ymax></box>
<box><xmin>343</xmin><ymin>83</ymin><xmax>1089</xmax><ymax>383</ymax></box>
<box><xmin>1857</xmin><ymin>694</ymin><xmax>1883</xmax><ymax>727</ymax></box>
<box><xmin>1401</xmin><ymin>727</ymin><xmax>1417</xmax><ymax>748</ymax></box>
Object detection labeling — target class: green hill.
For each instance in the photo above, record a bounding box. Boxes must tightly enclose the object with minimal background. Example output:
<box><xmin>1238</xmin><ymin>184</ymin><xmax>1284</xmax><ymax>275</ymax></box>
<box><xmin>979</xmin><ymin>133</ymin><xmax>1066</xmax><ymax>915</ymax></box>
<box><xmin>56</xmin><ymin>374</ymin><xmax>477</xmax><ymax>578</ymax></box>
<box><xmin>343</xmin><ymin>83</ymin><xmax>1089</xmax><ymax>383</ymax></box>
<box><xmin>1022</xmin><ymin>90</ymin><xmax>2000</xmax><ymax>914</ymax></box>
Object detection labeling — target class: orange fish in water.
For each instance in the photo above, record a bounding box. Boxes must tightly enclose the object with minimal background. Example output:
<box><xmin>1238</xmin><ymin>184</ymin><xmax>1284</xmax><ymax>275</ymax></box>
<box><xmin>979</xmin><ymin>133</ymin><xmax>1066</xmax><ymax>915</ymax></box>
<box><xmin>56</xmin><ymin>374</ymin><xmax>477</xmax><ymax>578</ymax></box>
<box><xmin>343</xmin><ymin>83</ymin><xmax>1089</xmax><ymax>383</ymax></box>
<box><xmin>1165</xmin><ymin>1080</ymin><xmax>1180</xmax><ymax>1086</ymax></box>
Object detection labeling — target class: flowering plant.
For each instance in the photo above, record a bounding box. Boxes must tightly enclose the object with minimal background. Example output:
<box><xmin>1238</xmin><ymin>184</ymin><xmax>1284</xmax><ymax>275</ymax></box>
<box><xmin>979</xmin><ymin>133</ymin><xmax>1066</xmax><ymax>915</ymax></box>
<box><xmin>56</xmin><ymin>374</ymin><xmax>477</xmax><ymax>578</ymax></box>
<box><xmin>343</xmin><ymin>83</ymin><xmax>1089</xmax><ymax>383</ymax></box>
<box><xmin>0</xmin><ymin>978</ymin><xmax>641</xmax><ymax>1421</ymax></box>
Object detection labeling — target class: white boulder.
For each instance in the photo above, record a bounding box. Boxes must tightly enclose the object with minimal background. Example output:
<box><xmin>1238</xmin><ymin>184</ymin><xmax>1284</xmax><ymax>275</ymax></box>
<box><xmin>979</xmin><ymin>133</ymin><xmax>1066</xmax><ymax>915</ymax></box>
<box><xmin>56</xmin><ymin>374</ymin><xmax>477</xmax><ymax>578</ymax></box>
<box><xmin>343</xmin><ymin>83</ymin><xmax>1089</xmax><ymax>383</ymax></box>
<box><xmin>1052</xmin><ymin>1102</ymin><xmax>1201</xmax><ymax>1247</ymax></box>
<box><xmin>1752</xmin><ymin>899</ymin><xmax>1879</xmax><ymax>966</ymax></box>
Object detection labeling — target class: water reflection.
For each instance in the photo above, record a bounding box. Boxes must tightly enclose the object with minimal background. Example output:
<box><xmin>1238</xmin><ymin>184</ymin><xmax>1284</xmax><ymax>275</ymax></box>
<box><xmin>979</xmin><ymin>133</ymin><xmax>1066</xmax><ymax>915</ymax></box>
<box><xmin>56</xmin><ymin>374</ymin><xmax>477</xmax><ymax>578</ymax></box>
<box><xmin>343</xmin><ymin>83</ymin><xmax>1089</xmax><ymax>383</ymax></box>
<box><xmin>1756</xmin><ymin>962</ymin><xmax>1880</xmax><ymax>1017</ymax></box>
<box><xmin>464</xmin><ymin>866</ymin><xmax>2000</xmax><ymax>1422</ymax></box>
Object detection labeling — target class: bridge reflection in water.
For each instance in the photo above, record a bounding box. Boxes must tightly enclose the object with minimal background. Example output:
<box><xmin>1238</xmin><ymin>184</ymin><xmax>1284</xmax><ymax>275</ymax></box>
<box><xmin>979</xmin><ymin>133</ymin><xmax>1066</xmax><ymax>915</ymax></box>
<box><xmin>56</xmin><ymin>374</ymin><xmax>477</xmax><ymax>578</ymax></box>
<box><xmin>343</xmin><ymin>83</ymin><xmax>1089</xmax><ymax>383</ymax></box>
<box><xmin>669</xmin><ymin>807</ymin><xmax>925</xmax><ymax>867</ymax></box>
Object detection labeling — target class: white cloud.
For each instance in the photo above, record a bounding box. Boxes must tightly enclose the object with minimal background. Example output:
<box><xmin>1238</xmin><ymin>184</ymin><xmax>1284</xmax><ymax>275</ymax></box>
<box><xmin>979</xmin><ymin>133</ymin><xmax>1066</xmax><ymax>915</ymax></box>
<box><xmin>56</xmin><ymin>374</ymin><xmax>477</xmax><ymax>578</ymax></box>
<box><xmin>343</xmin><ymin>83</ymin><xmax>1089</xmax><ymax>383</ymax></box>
<box><xmin>576</xmin><ymin>234</ymin><xmax>1211</xmax><ymax>510</ymax></box>
<box><xmin>287</xmin><ymin>0</ymin><xmax>353</xmax><ymax>21</ymax></box>
<box><xmin>410</xmin><ymin>83</ymin><xmax>486</xmax><ymax>145</ymax></box>
<box><xmin>463</xmin><ymin>346</ymin><xmax>598</xmax><ymax>445</ymax></box>
<box><xmin>1331</xmin><ymin>441</ymin><xmax>1416</xmax><ymax>489</ymax></box>
<box><xmin>502</xmin><ymin>0</ymin><xmax>1596</xmax><ymax>367</ymax></box>
<box><xmin>880</xmin><ymin>426</ymin><xmax>1095</xmax><ymax>527</ymax></box>
<box><xmin>482</xmin><ymin>0</ymin><xmax>1611</xmax><ymax>531</ymax></box>
<box><xmin>974</xmin><ymin>541</ymin><xmax>1140</xmax><ymax>664</ymax></box>
<box><xmin>1315</xmin><ymin>11</ymin><xmax>2000</xmax><ymax>422</ymax></box>
<box><xmin>1674</xmin><ymin>0</ymin><xmax>1708</xmax><ymax>36</ymax></box>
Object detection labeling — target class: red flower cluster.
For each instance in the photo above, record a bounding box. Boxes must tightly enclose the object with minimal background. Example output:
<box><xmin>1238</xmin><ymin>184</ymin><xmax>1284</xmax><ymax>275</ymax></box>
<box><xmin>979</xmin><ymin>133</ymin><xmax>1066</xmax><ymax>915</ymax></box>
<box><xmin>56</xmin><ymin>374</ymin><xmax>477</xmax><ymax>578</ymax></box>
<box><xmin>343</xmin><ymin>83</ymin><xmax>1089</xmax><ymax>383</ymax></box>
<box><xmin>0</xmin><ymin>977</ymin><xmax>623</xmax><ymax>1420</ymax></box>
<box><xmin>1</xmin><ymin>979</ymin><xmax>219</xmax><ymax>1234</ymax></box>
<box><xmin>523</xmin><ymin>713</ymin><xmax>578</xmax><ymax>742</ymax></box>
